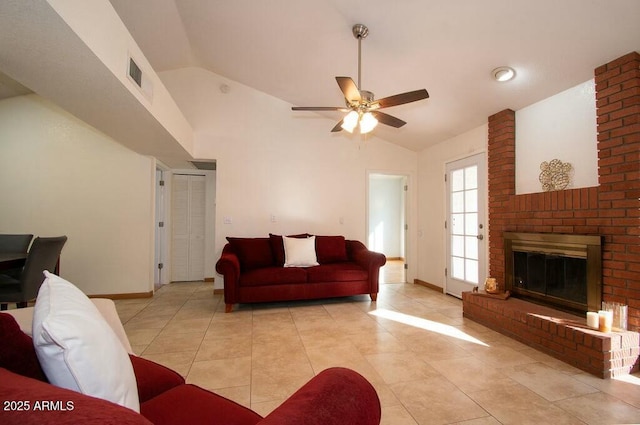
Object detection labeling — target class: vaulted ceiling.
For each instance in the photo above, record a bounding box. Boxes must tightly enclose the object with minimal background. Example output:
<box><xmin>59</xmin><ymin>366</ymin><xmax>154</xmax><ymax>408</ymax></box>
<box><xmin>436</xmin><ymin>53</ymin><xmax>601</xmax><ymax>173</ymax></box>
<box><xmin>108</xmin><ymin>0</ymin><xmax>640</xmax><ymax>151</ymax></box>
<box><xmin>1</xmin><ymin>1</ymin><xmax>638</xmax><ymax>154</ymax></box>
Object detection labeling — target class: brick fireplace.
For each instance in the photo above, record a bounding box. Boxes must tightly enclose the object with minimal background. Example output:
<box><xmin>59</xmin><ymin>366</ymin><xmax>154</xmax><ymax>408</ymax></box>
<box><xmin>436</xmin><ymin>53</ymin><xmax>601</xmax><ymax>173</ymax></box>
<box><xmin>488</xmin><ymin>51</ymin><xmax>640</xmax><ymax>330</ymax></box>
<box><xmin>463</xmin><ymin>52</ymin><xmax>639</xmax><ymax>377</ymax></box>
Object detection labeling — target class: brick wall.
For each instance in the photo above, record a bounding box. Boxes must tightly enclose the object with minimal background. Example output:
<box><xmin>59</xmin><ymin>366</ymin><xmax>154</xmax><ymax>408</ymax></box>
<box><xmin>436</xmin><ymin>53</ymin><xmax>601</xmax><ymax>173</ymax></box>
<box><xmin>488</xmin><ymin>52</ymin><xmax>640</xmax><ymax>331</ymax></box>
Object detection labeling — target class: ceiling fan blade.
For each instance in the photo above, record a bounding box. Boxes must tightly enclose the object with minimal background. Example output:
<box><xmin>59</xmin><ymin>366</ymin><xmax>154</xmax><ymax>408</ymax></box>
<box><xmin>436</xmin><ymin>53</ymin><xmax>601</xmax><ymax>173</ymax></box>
<box><xmin>292</xmin><ymin>106</ymin><xmax>347</xmax><ymax>111</ymax></box>
<box><xmin>331</xmin><ymin>119</ymin><xmax>344</xmax><ymax>132</ymax></box>
<box><xmin>371</xmin><ymin>111</ymin><xmax>406</xmax><ymax>128</ymax></box>
<box><xmin>336</xmin><ymin>77</ymin><xmax>361</xmax><ymax>103</ymax></box>
<box><xmin>376</xmin><ymin>89</ymin><xmax>429</xmax><ymax>109</ymax></box>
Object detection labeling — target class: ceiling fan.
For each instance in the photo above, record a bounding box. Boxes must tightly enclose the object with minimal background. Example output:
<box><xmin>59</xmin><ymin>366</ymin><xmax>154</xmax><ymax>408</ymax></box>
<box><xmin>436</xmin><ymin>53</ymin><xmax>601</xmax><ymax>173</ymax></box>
<box><xmin>292</xmin><ymin>24</ymin><xmax>429</xmax><ymax>134</ymax></box>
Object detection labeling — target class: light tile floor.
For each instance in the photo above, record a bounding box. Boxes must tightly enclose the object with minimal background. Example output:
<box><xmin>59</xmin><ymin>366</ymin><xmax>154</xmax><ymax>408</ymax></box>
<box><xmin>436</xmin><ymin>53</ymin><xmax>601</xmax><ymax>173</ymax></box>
<box><xmin>115</xmin><ymin>265</ymin><xmax>640</xmax><ymax>425</ymax></box>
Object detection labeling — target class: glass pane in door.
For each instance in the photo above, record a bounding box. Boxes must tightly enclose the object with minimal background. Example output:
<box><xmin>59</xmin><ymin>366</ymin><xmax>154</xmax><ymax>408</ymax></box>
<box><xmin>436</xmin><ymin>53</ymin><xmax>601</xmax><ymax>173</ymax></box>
<box><xmin>450</xmin><ymin>165</ymin><xmax>479</xmax><ymax>284</ymax></box>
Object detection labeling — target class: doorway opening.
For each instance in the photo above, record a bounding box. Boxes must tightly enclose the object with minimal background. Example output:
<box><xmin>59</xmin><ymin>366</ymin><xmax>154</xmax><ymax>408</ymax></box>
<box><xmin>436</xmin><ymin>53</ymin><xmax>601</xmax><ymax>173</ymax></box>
<box><xmin>368</xmin><ymin>173</ymin><xmax>408</xmax><ymax>283</ymax></box>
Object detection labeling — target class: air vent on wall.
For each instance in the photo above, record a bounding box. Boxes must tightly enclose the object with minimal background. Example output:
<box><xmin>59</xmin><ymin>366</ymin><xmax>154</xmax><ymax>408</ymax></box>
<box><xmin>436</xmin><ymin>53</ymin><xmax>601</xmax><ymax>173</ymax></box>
<box><xmin>127</xmin><ymin>55</ymin><xmax>153</xmax><ymax>102</ymax></box>
<box><xmin>128</xmin><ymin>58</ymin><xmax>142</xmax><ymax>87</ymax></box>
<box><xmin>190</xmin><ymin>161</ymin><xmax>216</xmax><ymax>170</ymax></box>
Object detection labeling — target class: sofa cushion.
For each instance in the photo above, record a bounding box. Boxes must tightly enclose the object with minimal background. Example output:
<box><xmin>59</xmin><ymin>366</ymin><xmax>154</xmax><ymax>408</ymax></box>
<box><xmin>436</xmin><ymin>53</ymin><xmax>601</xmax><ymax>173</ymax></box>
<box><xmin>140</xmin><ymin>384</ymin><xmax>262</xmax><ymax>425</ymax></box>
<box><xmin>0</xmin><ymin>368</ymin><xmax>152</xmax><ymax>425</ymax></box>
<box><xmin>315</xmin><ymin>236</ymin><xmax>348</xmax><ymax>264</ymax></box>
<box><xmin>0</xmin><ymin>313</ymin><xmax>47</xmax><ymax>382</ymax></box>
<box><xmin>269</xmin><ymin>233</ymin><xmax>309</xmax><ymax>266</ymax></box>
<box><xmin>239</xmin><ymin>267</ymin><xmax>308</xmax><ymax>287</ymax></box>
<box><xmin>129</xmin><ymin>355</ymin><xmax>185</xmax><ymax>403</ymax></box>
<box><xmin>283</xmin><ymin>236</ymin><xmax>319</xmax><ymax>267</ymax></box>
<box><xmin>32</xmin><ymin>272</ymin><xmax>140</xmax><ymax>412</ymax></box>
<box><xmin>227</xmin><ymin>237</ymin><xmax>274</xmax><ymax>271</ymax></box>
<box><xmin>306</xmin><ymin>263</ymin><xmax>368</xmax><ymax>283</ymax></box>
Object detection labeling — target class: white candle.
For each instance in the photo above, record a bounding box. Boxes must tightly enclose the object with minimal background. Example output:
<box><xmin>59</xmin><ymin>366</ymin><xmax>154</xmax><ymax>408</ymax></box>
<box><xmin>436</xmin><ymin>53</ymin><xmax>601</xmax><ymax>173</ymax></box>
<box><xmin>598</xmin><ymin>310</ymin><xmax>613</xmax><ymax>333</ymax></box>
<box><xmin>586</xmin><ymin>312</ymin><xmax>599</xmax><ymax>329</ymax></box>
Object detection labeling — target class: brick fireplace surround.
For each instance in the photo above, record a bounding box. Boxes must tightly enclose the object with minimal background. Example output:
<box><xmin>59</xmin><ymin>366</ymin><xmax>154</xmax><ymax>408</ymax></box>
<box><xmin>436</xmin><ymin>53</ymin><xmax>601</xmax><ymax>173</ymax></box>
<box><xmin>462</xmin><ymin>52</ymin><xmax>640</xmax><ymax>378</ymax></box>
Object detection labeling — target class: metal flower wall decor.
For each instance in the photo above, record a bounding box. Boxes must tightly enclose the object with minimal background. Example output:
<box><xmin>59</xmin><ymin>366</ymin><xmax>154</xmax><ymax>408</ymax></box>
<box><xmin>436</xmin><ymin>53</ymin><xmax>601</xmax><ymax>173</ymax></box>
<box><xmin>539</xmin><ymin>159</ymin><xmax>572</xmax><ymax>191</ymax></box>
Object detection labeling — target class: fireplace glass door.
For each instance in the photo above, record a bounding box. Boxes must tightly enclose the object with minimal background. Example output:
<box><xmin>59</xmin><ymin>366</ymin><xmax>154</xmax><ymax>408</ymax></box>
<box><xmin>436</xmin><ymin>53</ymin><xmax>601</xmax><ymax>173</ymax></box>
<box><xmin>504</xmin><ymin>232</ymin><xmax>602</xmax><ymax>313</ymax></box>
<box><xmin>513</xmin><ymin>251</ymin><xmax>588</xmax><ymax>305</ymax></box>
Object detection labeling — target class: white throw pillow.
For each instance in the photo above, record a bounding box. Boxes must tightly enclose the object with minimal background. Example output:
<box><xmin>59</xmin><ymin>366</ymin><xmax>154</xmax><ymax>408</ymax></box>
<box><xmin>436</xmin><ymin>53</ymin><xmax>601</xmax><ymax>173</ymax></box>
<box><xmin>32</xmin><ymin>271</ymin><xmax>140</xmax><ymax>412</ymax></box>
<box><xmin>283</xmin><ymin>235</ymin><xmax>319</xmax><ymax>267</ymax></box>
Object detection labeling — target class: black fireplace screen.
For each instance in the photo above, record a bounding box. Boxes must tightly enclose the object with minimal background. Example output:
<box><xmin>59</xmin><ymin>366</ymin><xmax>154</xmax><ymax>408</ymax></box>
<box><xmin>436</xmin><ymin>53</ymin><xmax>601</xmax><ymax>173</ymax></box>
<box><xmin>513</xmin><ymin>252</ymin><xmax>587</xmax><ymax>305</ymax></box>
<box><xmin>504</xmin><ymin>232</ymin><xmax>602</xmax><ymax>314</ymax></box>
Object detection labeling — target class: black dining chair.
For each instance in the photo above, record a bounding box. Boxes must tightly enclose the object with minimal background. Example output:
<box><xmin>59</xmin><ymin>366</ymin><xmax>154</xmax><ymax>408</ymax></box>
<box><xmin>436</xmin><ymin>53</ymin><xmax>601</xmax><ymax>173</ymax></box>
<box><xmin>0</xmin><ymin>234</ymin><xmax>34</xmax><ymax>254</ymax></box>
<box><xmin>0</xmin><ymin>234</ymin><xmax>34</xmax><ymax>279</ymax></box>
<box><xmin>0</xmin><ymin>236</ymin><xmax>67</xmax><ymax>310</ymax></box>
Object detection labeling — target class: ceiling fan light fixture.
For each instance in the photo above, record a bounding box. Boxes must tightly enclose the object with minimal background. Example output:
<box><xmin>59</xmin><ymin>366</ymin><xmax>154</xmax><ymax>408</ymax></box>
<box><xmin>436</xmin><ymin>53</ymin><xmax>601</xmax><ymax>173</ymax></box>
<box><xmin>341</xmin><ymin>110</ymin><xmax>359</xmax><ymax>133</ymax></box>
<box><xmin>292</xmin><ymin>23</ymin><xmax>428</xmax><ymax>135</ymax></box>
<box><xmin>492</xmin><ymin>66</ymin><xmax>516</xmax><ymax>82</ymax></box>
<box><xmin>359</xmin><ymin>112</ymin><xmax>378</xmax><ymax>134</ymax></box>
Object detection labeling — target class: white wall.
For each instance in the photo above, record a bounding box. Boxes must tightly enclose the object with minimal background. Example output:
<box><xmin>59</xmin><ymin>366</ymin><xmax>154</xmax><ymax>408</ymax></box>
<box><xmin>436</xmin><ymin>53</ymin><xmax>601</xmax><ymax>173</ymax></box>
<box><xmin>159</xmin><ymin>67</ymin><xmax>419</xmax><ymax>287</ymax></box>
<box><xmin>417</xmin><ymin>124</ymin><xmax>487</xmax><ymax>288</ymax></box>
<box><xmin>0</xmin><ymin>95</ymin><xmax>155</xmax><ymax>295</ymax></box>
<box><xmin>516</xmin><ymin>79</ymin><xmax>598</xmax><ymax>194</ymax></box>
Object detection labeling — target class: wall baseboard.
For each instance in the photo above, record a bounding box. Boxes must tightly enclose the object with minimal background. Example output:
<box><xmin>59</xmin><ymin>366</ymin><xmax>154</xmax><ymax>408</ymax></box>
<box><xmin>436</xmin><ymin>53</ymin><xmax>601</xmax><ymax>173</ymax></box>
<box><xmin>88</xmin><ymin>280</ymin><xmax>216</xmax><ymax>299</ymax></box>
<box><xmin>89</xmin><ymin>291</ymin><xmax>153</xmax><ymax>300</ymax></box>
<box><xmin>413</xmin><ymin>279</ymin><xmax>444</xmax><ymax>293</ymax></box>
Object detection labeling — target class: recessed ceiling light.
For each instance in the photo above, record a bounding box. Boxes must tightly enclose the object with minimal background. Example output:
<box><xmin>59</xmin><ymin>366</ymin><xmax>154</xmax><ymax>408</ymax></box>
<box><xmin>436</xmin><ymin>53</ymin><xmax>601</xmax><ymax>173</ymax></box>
<box><xmin>492</xmin><ymin>66</ymin><xmax>516</xmax><ymax>82</ymax></box>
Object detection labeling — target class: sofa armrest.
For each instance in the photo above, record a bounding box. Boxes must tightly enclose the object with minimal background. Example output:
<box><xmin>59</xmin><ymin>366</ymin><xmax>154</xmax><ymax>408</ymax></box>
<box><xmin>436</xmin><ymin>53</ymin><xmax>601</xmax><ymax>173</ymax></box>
<box><xmin>346</xmin><ymin>240</ymin><xmax>386</xmax><ymax>295</ymax></box>
<box><xmin>258</xmin><ymin>367</ymin><xmax>381</xmax><ymax>425</ymax></box>
<box><xmin>215</xmin><ymin>244</ymin><xmax>241</xmax><ymax>307</ymax></box>
<box><xmin>347</xmin><ymin>240</ymin><xmax>386</xmax><ymax>270</ymax></box>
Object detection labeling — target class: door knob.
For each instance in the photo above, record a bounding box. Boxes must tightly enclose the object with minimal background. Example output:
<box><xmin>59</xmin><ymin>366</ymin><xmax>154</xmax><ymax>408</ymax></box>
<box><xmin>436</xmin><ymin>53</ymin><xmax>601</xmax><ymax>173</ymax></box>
<box><xmin>477</xmin><ymin>234</ymin><xmax>484</xmax><ymax>240</ymax></box>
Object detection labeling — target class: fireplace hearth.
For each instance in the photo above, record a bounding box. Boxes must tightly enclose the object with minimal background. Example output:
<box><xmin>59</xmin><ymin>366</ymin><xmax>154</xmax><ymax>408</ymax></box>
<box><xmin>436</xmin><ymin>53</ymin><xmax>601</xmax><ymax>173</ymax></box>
<box><xmin>504</xmin><ymin>232</ymin><xmax>602</xmax><ymax>314</ymax></box>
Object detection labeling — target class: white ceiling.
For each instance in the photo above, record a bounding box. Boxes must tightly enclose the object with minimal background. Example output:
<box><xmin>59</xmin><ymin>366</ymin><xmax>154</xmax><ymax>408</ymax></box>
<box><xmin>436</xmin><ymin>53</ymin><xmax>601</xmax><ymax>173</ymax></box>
<box><xmin>108</xmin><ymin>0</ymin><xmax>640</xmax><ymax>152</ymax></box>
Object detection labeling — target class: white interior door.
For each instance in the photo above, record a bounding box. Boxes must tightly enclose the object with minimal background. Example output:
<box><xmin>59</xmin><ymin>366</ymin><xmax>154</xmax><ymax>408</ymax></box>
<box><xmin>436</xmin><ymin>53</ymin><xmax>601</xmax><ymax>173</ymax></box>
<box><xmin>445</xmin><ymin>153</ymin><xmax>487</xmax><ymax>298</ymax></box>
<box><xmin>188</xmin><ymin>176</ymin><xmax>206</xmax><ymax>280</ymax></box>
<box><xmin>171</xmin><ymin>174</ymin><xmax>205</xmax><ymax>282</ymax></box>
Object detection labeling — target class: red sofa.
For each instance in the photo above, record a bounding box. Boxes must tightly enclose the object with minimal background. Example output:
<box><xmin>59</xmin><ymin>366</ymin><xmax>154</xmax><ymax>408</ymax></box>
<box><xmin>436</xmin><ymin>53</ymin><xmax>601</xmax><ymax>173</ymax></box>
<box><xmin>0</xmin><ymin>312</ymin><xmax>381</xmax><ymax>425</ymax></box>
<box><xmin>216</xmin><ymin>235</ymin><xmax>386</xmax><ymax>313</ymax></box>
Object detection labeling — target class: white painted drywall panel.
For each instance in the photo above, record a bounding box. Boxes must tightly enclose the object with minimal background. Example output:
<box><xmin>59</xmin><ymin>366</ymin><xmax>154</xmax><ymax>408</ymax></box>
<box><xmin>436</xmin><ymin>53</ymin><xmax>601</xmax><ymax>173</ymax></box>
<box><xmin>516</xmin><ymin>79</ymin><xmax>598</xmax><ymax>194</ymax></box>
<box><xmin>0</xmin><ymin>95</ymin><xmax>155</xmax><ymax>295</ymax></box>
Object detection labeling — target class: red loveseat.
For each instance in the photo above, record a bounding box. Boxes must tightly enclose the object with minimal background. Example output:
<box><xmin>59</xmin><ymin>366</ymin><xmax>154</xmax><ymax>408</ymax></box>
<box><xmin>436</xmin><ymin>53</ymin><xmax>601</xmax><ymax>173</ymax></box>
<box><xmin>0</xmin><ymin>312</ymin><xmax>381</xmax><ymax>425</ymax></box>
<box><xmin>216</xmin><ymin>234</ymin><xmax>386</xmax><ymax>313</ymax></box>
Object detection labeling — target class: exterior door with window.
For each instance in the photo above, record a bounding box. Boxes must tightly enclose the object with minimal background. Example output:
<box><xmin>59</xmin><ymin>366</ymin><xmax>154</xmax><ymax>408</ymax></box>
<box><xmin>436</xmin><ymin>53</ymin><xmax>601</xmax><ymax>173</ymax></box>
<box><xmin>445</xmin><ymin>153</ymin><xmax>487</xmax><ymax>298</ymax></box>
